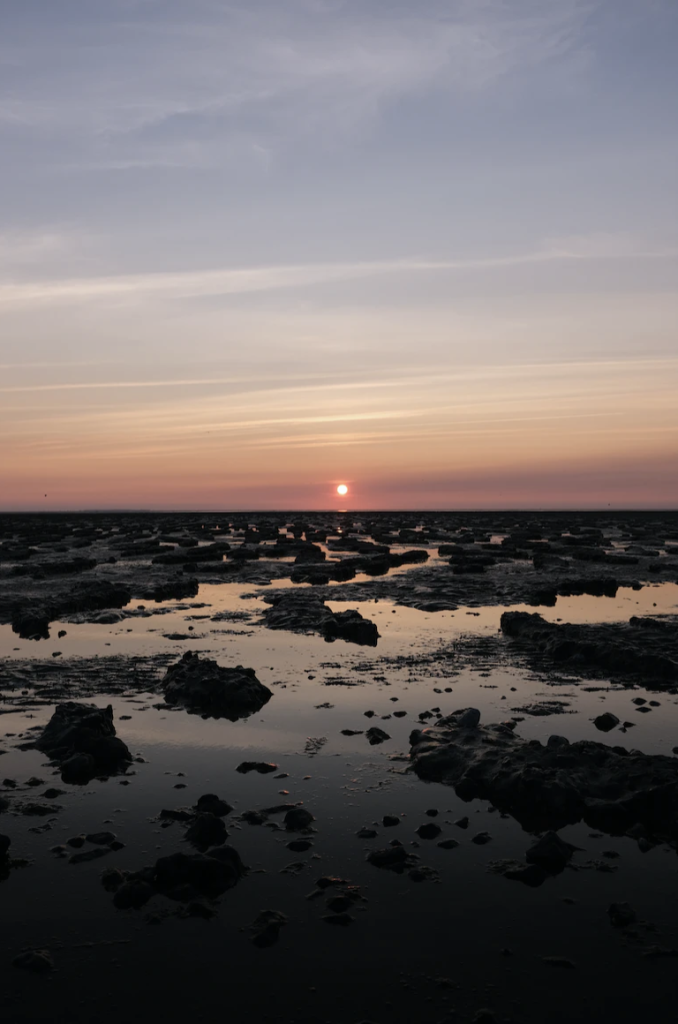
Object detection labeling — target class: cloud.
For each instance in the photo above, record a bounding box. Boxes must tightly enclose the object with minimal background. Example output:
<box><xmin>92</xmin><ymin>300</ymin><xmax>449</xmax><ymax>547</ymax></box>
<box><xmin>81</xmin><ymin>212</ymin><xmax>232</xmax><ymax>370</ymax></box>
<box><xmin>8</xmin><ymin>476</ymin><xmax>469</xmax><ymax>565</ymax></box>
<box><xmin>0</xmin><ymin>238</ymin><xmax>674</xmax><ymax>307</ymax></box>
<box><xmin>1</xmin><ymin>0</ymin><xmax>595</xmax><ymax>154</ymax></box>
<box><xmin>0</xmin><ymin>229</ymin><xmax>74</xmax><ymax>267</ymax></box>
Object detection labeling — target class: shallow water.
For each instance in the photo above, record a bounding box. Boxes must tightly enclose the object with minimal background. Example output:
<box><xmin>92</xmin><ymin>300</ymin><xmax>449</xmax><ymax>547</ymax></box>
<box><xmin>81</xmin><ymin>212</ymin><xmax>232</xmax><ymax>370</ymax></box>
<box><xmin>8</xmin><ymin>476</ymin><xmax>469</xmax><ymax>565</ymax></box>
<box><xmin>1</xmin><ymin>577</ymin><xmax>678</xmax><ymax>1023</ymax></box>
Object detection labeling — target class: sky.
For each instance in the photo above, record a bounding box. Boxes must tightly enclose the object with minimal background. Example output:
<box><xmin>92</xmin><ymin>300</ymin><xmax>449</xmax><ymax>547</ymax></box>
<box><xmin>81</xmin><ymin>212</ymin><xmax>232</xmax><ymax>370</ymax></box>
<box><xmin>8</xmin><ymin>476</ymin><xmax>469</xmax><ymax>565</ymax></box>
<box><xmin>1</xmin><ymin>0</ymin><xmax>677</xmax><ymax>511</ymax></box>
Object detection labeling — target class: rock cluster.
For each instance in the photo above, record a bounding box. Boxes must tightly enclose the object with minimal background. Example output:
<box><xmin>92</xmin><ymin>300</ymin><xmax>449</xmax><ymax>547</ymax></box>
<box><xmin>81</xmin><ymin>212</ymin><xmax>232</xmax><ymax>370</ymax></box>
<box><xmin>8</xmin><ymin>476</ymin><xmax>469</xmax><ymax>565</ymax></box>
<box><xmin>261</xmin><ymin>591</ymin><xmax>379</xmax><ymax>646</ymax></box>
<box><xmin>409</xmin><ymin>708</ymin><xmax>678</xmax><ymax>838</ymax></box>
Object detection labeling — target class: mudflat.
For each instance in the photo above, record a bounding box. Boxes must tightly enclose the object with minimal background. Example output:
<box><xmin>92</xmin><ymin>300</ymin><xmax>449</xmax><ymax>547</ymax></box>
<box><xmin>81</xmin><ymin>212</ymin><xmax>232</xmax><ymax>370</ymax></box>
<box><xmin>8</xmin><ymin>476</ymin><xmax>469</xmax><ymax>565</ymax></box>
<box><xmin>1</xmin><ymin>510</ymin><xmax>677</xmax><ymax>1024</ymax></box>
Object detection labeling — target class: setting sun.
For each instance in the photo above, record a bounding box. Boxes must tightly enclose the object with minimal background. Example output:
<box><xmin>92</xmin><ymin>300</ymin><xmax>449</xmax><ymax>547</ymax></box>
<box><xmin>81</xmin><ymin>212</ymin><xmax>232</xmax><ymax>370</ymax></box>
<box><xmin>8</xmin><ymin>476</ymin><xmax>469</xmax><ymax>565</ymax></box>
<box><xmin>337</xmin><ymin>484</ymin><xmax>348</xmax><ymax>496</ymax></box>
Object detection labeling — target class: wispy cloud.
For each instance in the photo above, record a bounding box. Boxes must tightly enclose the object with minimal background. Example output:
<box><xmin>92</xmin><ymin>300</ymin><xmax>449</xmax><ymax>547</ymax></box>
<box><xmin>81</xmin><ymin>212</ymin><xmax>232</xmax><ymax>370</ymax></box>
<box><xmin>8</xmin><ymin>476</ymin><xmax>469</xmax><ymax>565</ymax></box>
<box><xmin>0</xmin><ymin>229</ymin><xmax>75</xmax><ymax>267</ymax></box>
<box><xmin>1</xmin><ymin>0</ymin><xmax>595</xmax><ymax>156</ymax></box>
<box><xmin>1</xmin><ymin>236</ymin><xmax>674</xmax><ymax>307</ymax></box>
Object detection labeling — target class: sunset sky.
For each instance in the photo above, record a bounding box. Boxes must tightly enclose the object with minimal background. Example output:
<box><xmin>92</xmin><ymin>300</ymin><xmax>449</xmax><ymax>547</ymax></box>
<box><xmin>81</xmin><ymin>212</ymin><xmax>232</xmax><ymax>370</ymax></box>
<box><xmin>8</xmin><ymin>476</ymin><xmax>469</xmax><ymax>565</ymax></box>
<box><xmin>1</xmin><ymin>0</ymin><xmax>677</xmax><ymax>510</ymax></box>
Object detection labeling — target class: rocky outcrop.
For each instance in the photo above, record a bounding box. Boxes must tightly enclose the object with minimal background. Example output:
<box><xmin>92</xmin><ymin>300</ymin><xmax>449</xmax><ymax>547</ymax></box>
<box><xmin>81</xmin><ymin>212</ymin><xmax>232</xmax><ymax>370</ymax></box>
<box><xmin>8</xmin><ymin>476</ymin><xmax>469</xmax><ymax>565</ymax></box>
<box><xmin>161</xmin><ymin>651</ymin><xmax>272</xmax><ymax>719</ymax></box>
<box><xmin>11</xmin><ymin>580</ymin><xmax>132</xmax><ymax>640</ymax></box>
<box><xmin>105</xmin><ymin>846</ymin><xmax>247</xmax><ymax>911</ymax></box>
<box><xmin>500</xmin><ymin>611</ymin><xmax>678</xmax><ymax>685</ymax></box>
<box><xmin>35</xmin><ymin>702</ymin><xmax>132</xmax><ymax>783</ymax></box>
<box><xmin>261</xmin><ymin>592</ymin><xmax>379</xmax><ymax>647</ymax></box>
<box><xmin>409</xmin><ymin>709</ymin><xmax>678</xmax><ymax>839</ymax></box>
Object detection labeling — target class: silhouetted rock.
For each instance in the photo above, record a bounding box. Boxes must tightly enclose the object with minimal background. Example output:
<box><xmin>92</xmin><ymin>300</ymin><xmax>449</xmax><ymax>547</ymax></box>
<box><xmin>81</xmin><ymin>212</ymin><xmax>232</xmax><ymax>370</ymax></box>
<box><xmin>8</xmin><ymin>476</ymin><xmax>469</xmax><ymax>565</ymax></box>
<box><xmin>284</xmin><ymin>807</ymin><xmax>315</xmax><ymax>830</ymax></box>
<box><xmin>594</xmin><ymin>713</ymin><xmax>620</xmax><ymax>732</ymax></box>
<box><xmin>13</xmin><ymin>950</ymin><xmax>53</xmax><ymax>973</ymax></box>
<box><xmin>608</xmin><ymin>902</ymin><xmax>637</xmax><ymax>927</ymax></box>
<box><xmin>261</xmin><ymin>592</ymin><xmax>379</xmax><ymax>646</ymax></box>
<box><xmin>248</xmin><ymin>909</ymin><xmax>287</xmax><ymax>947</ymax></box>
<box><xmin>11</xmin><ymin>580</ymin><xmax>132</xmax><ymax>639</ymax></box>
<box><xmin>113</xmin><ymin>879</ymin><xmax>155</xmax><ymax>909</ymax></box>
<box><xmin>236</xmin><ymin>761</ymin><xmax>278</xmax><ymax>774</ymax></box>
<box><xmin>367</xmin><ymin>845</ymin><xmax>417</xmax><ymax>872</ymax></box>
<box><xmin>365</xmin><ymin>727</ymin><xmax>390</xmax><ymax>745</ymax></box>
<box><xmin>185</xmin><ymin>812</ymin><xmax>228</xmax><ymax>849</ymax></box>
<box><xmin>154</xmin><ymin>848</ymin><xmax>246</xmax><ymax>897</ymax></box>
<box><xmin>410</xmin><ymin>712</ymin><xmax>678</xmax><ymax>837</ymax></box>
<box><xmin>195</xmin><ymin>794</ymin><xmax>233</xmax><ymax>817</ymax></box>
<box><xmin>36</xmin><ymin>702</ymin><xmax>131</xmax><ymax>782</ymax></box>
<box><xmin>525</xmin><ymin>831</ymin><xmax>577</xmax><ymax>871</ymax></box>
<box><xmin>161</xmin><ymin>651</ymin><xmax>272</xmax><ymax>720</ymax></box>
<box><xmin>501</xmin><ymin>611</ymin><xmax>678</xmax><ymax>685</ymax></box>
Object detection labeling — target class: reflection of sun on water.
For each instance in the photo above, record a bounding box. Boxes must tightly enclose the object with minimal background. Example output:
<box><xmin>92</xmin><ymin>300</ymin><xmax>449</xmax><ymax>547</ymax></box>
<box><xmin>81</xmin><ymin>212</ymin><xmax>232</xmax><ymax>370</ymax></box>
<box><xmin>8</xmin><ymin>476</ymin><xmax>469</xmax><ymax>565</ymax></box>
<box><xmin>337</xmin><ymin>484</ymin><xmax>348</xmax><ymax>496</ymax></box>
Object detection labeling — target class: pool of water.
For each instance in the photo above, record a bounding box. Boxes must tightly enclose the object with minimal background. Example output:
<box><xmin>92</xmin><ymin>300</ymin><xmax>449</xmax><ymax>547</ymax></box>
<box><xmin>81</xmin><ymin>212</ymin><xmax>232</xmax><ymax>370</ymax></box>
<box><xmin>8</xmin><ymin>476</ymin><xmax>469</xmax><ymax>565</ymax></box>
<box><xmin>1</xmin><ymin>578</ymin><xmax>678</xmax><ymax>1024</ymax></box>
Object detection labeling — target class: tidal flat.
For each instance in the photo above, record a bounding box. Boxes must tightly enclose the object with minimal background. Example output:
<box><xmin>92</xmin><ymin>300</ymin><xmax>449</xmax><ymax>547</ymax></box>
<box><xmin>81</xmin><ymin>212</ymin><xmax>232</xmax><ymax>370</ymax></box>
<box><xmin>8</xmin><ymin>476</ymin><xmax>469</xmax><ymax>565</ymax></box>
<box><xmin>1</xmin><ymin>510</ymin><xmax>677</xmax><ymax>1024</ymax></box>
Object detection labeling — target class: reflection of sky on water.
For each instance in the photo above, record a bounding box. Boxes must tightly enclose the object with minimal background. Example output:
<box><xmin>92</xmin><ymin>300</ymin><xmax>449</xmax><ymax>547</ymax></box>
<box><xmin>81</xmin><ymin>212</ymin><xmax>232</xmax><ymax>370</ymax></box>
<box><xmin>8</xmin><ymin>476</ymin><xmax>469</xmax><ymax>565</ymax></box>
<box><xmin>2</xmin><ymin>577</ymin><xmax>678</xmax><ymax>1022</ymax></box>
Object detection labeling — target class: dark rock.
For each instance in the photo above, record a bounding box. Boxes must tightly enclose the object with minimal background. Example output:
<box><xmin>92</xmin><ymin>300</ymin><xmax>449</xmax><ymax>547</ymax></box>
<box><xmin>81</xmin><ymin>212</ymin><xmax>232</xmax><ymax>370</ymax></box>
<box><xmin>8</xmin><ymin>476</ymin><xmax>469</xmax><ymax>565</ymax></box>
<box><xmin>366</xmin><ymin>846</ymin><xmax>415</xmax><ymax>872</ymax></box>
<box><xmin>36</xmin><ymin>702</ymin><xmax>131</xmax><ymax>782</ymax></box>
<box><xmin>248</xmin><ymin>909</ymin><xmax>287</xmax><ymax>947</ymax></box>
<box><xmin>236</xmin><ymin>761</ymin><xmax>278</xmax><ymax>774</ymax></box>
<box><xmin>326</xmin><ymin>895</ymin><xmax>352</xmax><ymax>912</ymax></box>
<box><xmin>382</xmin><ymin>815</ymin><xmax>400</xmax><ymax>827</ymax></box>
<box><xmin>113</xmin><ymin>880</ymin><xmax>155</xmax><ymax>909</ymax></box>
<box><xmin>500</xmin><ymin>862</ymin><xmax>547</xmax><ymax>887</ymax></box>
<box><xmin>471</xmin><ymin>832</ymin><xmax>492</xmax><ymax>845</ymax></box>
<box><xmin>154</xmin><ymin>848</ymin><xmax>246</xmax><ymax>897</ymax></box>
<box><xmin>408</xmin><ymin>865</ymin><xmax>440</xmax><ymax>882</ymax></box>
<box><xmin>261</xmin><ymin>591</ymin><xmax>379</xmax><ymax>647</ymax></box>
<box><xmin>323</xmin><ymin>912</ymin><xmax>354</xmax><ymax>926</ymax></box>
<box><xmin>416</xmin><ymin>823</ymin><xmax>441</xmax><ymax>840</ymax></box>
<box><xmin>18</xmin><ymin>802</ymin><xmax>62</xmax><ymax>816</ymax></box>
<box><xmin>0</xmin><ymin>834</ymin><xmax>10</xmax><ymax>857</ymax></box>
<box><xmin>542</xmin><ymin>956</ymin><xmax>575</xmax><ymax>969</ymax></box>
<box><xmin>410</xmin><ymin>712</ymin><xmax>678</xmax><ymax>838</ymax></box>
<box><xmin>315</xmin><ymin>876</ymin><xmax>350</xmax><ymax>889</ymax></box>
<box><xmin>241</xmin><ymin>810</ymin><xmax>267</xmax><ymax>825</ymax></box>
<box><xmin>13</xmin><ymin>950</ymin><xmax>53</xmax><ymax>973</ymax></box>
<box><xmin>356</xmin><ymin>828</ymin><xmax>378</xmax><ymax>839</ymax></box>
<box><xmin>456</xmin><ymin>707</ymin><xmax>481</xmax><ymax>728</ymax></box>
<box><xmin>161</xmin><ymin>652</ymin><xmax>272</xmax><ymax>720</ymax></box>
<box><xmin>86</xmin><ymin>831</ymin><xmax>116</xmax><ymax>845</ymax></box>
<box><xmin>437</xmin><ymin>839</ymin><xmax>460</xmax><ymax>850</ymax></box>
<box><xmin>159</xmin><ymin>807</ymin><xmax>194</xmax><ymax>822</ymax></box>
<box><xmin>594</xmin><ymin>713</ymin><xmax>620</xmax><ymax>732</ymax></box>
<box><xmin>70</xmin><ymin>848</ymin><xmax>111</xmax><ymax>865</ymax></box>
<box><xmin>608</xmin><ymin>902</ymin><xmax>637</xmax><ymax>927</ymax></box>
<box><xmin>185</xmin><ymin>813</ymin><xmax>228</xmax><ymax>849</ymax></box>
<box><xmin>12</xmin><ymin>580</ymin><xmax>132</xmax><ymax>639</ymax></box>
<box><xmin>195</xmin><ymin>794</ymin><xmax>233</xmax><ymax>817</ymax></box>
<box><xmin>284</xmin><ymin>807</ymin><xmax>315</xmax><ymax>830</ymax></box>
<box><xmin>501</xmin><ymin>610</ymin><xmax>678</xmax><ymax>685</ymax></box>
<box><xmin>61</xmin><ymin>753</ymin><xmax>97</xmax><ymax>784</ymax></box>
<box><xmin>287</xmin><ymin>839</ymin><xmax>313</xmax><ymax>852</ymax></box>
<box><xmin>366</xmin><ymin>727</ymin><xmax>390</xmax><ymax>745</ymax></box>
<box><xmin>525</xmin><ymin>831</ymin><xmax>577</xmax><ymax>872</ymax></box>
<box><xmin>101</xmin><ymin>868</ymin><xmax>126</xmax><ymax>891</ymax></box>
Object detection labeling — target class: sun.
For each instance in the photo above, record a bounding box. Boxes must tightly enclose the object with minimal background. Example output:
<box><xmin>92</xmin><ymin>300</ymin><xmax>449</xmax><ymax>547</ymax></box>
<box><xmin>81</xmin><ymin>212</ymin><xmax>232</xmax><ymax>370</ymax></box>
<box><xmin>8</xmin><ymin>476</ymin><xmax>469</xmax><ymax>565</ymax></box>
<box><xmin>336</xmin><ymin>484</ymin><xmax>348</xmax><ymax>496</ymax></box>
